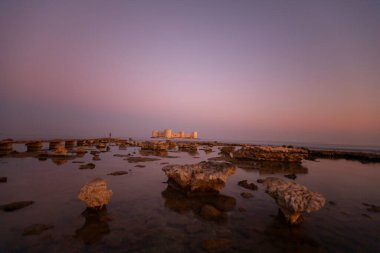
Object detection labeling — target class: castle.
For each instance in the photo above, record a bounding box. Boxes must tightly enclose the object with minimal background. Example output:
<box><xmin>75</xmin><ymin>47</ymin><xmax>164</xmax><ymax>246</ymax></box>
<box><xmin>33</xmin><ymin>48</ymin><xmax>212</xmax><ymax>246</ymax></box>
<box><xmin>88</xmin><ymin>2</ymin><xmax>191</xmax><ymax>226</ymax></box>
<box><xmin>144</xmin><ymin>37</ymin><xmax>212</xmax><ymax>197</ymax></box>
<box><xmin>151</xmin><ymin>129</ymin><xmax>198</xmax><ymax>139</ymax></box>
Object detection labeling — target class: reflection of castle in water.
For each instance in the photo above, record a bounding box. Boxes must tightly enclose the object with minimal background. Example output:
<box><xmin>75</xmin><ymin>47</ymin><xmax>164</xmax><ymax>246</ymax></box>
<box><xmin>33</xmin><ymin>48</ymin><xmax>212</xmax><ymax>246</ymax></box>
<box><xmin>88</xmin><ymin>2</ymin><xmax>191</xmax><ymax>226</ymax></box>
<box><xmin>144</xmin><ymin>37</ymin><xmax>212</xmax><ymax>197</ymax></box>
<box><xmin>152</xmin><ymin>129</ymin><xmax>198</xmax><ymax>139</ymax></box>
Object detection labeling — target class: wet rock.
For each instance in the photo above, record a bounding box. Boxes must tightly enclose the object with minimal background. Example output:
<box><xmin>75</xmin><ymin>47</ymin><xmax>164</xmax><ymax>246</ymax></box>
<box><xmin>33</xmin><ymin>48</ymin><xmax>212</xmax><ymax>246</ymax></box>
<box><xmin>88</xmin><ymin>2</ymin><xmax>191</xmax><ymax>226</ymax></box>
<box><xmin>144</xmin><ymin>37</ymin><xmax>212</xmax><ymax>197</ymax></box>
<box><xmin>26</xmin><ymin>141</ymin><xmax>43</xmax><ymax>152</ymax></box>
<box><xmin>72</xmin><ymin>161</ymin><xmax>85</xmax><ymax>163</ymax></box>
<box><xmin>92</xmin><ymin>155</ymin><xmax>101</xmax><ymax>161</ymax></box>
<box><xmin>201</xmin><ymin>239</ymin><xmax>233</xmax><ymax>253</ymax></box>
<box><xmin>257</xmin><ymin>178</ymin><xmax>264</xmax><ymax>183</ymax></box>
<box><xmin>328</xmin><ymin>201</ymin><xmax>337</xmax><ymax>206</ymax></box>
<box><xmin>263</xmin><ymin>177</ymin><xmax>326</xmax><ymax>225</ymax></box>
<box><xmin>162</xmin><ymin>161</ymin><xmax>236</xmax><ymax>192</ymax></box>
<box><xmin>113</xmin><ymin>154</ymin><xmax>130</xmax><ymax>157</ymax></box>
<box><xmin>23</xmin><ymin>224</ymin><xmax>54</xmax><ymax>236</ymax></box>
<box><xmin>284</xmin><ymin>173</ymin><xmax>297</xmax><ymax>180</ymax></box>
<box><xmin>200</xmin><ymin>205</ymin><xmax>224</xmax><ymax>220</ymax></box>
<box><xmin>135</xmin><ymin>165</ymin><xmax>145</xmax><ymax>168</ymax></box>
<box><xmin>161</xmin><ymin>162</ymin><xmax>169</xmax><ymax>165</ymax></box>
<box><xmin>233</xmin><ymin>146</ymin><xmax>307</xmax><ymax>163</ymax></box>
<box><xmin>78</xmin><ymin>179</ymin><xmax>113</xmax><ymax>209</ymax></box>
<box><xmin>220</xmin><ymin>146</ymin><xmax>235</xmax><ymax>156</ymax></box>
<box><xmin>177</xmin><ymin>142</ymin><xmax>198</xmax><ymax>152</ymax></box>
<box><xmin>49</xmin><ymin>140</ymin><xmax>62</xmax><ymax>150</ymax></box>
<box><xmin>201</xmin><ymin>146</ymin><xmax>213</xmax><ymax>153</ymax></box>
<box><xmin>361</xmin><ymin>213</ymin><xmax>371</xmax><ymax>218</ymax></box>
<box><xmin>75</xmin><ymin>147</ymin><xmax>87</xmax><ymax>155</ymax></box>
<box><xmin>366</xmin><ymin>205</ymin><xmax>380</xmax><ymax>213</ymax></box>
<box><xmin>0</xmin><ymin>177</ymin><xmax>7</xmax><ymax>183</ymax></box>
<box><xmin>79</xmin><ymin>163</ymin><xmax>96</xmax><ymax>170</ymax></box>
<box><xmin>0</xmin><ymin>141</ymin><xmax>13</xmax><ymax>155</ymax></box>
<box><xmin>238</xmin><ymin>180</ymin><xmax>258</xmax><ymax>191</ymax></box>
<box><xmin>1</xmin><ymin>201</ymin><xmax>35</xmax><ymax>212</ymax></box>
<box><xmin>141</xmin><ymin>141</ymin><xmax>169</xmax><ymax>151</ymax></box>
<box><xmin>240</xmin><ymin>192</ymin><xmax>253</xmax><ymax>199</ymax></box>
<box><xmin>125</xmin><ymin>157</ymin><xmax>161</xmax><ymax>163</ymax></box>
<box><xmin>107</xmin><ymin>171</ymin><xmax>128</xmax><ymax>176</ymax></box>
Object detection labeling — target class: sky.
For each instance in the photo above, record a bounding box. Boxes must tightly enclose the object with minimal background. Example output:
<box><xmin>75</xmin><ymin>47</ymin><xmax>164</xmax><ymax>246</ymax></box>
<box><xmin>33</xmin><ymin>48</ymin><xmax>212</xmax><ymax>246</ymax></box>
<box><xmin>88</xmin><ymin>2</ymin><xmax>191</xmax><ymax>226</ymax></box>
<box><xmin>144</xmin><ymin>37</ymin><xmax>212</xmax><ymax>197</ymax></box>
<box><xmin>0</xmin><ymin>0</ymin><xmax>379</xmax><ymax>145</ymax></box>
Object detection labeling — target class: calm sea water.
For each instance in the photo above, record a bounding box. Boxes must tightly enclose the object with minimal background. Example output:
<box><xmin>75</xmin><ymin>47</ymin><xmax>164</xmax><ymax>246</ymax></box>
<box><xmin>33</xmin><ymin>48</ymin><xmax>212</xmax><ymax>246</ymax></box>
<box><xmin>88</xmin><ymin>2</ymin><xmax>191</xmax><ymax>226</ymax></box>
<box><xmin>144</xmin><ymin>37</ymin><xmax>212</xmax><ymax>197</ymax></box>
<box><xmin>0</xmin><ymin>145</ymin><xmax>379</xmax><ymax>252</ymax></box>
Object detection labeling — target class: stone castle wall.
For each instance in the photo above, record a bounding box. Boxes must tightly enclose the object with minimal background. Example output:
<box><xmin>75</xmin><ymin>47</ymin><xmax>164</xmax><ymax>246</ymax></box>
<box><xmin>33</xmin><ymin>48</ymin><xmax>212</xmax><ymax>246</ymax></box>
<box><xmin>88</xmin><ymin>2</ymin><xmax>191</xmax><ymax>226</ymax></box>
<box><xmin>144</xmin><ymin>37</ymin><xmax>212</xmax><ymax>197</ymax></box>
<box><xmin>152</xmin><ymin>129</ymin><xmax>198</xmax><ymax>139</ymax></box>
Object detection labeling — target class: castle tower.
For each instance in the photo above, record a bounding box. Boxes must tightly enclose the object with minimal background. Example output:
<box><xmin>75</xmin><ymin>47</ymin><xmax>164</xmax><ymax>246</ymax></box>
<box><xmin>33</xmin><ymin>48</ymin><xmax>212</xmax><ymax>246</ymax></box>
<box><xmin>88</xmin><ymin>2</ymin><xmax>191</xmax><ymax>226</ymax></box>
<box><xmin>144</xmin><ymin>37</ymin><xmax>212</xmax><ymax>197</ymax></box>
<box><xmin>180</xmin><ymin>131</ymin><xmax>185</xmax><ymax>138</ymax></box>
<box><xmin>192</xmin><ymin>131</ymin><xmax>198</xmax><ymax>139</ymax></box>
<box><xmin>152</xmin><ymin>130</ymin><xmax>159</xmax><ymax>138</ymax></box>
<box><xmin>164</xmin><ymin>129</ymin><xmax>172</xmax><ymax>138</ymax></box>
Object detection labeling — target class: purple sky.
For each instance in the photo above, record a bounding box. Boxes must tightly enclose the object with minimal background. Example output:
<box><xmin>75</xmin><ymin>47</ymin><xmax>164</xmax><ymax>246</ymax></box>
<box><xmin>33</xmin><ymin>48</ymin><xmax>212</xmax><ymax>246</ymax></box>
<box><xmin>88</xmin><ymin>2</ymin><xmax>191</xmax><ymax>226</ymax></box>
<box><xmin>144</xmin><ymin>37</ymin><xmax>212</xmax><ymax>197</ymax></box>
<box><xmin>1</xmin><ymin>0</ymin><xmax>379</xmax><ymax>145</ymax></box>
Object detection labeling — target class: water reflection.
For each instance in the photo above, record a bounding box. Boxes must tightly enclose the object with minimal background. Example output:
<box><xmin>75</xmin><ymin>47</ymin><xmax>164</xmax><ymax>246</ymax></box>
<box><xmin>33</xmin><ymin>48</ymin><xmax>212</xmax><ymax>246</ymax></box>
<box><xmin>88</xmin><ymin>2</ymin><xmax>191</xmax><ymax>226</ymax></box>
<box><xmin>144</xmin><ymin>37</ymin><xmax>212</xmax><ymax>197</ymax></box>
<box><xmin>232</xmin><ymin>160</ymin><xmax>308</xmax><ymax>175</ymax></box>
<box><xmin>75</xmin><ymin>208</ymin><xmax>111</xmax><ymax>245</ymax></box>
<box><xmin>161</xmin><ymin>185</ymin><xmax>236</xmax><ymax>223</ymax></box>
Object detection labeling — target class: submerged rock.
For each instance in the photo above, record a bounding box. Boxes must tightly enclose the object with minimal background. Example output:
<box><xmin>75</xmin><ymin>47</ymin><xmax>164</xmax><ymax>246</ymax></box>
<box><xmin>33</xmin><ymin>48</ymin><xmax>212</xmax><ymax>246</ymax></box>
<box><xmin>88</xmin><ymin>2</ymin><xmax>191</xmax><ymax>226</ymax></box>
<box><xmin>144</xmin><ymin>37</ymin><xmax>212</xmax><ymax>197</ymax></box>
<box><xmin>233</xmin><ymin>146</ymin><xmax>307</xmax><ymax>163</ymax></box>
<box><xmin>162</xmin><ymin>161</ymin><xmax>236</xmax><ymax>192</ymax></box>
<box><xmin>107</xmin><ymin>171</ymin><xmax>128</xmax><ymax>176</ymax></box>
<box><xmin>79</xmin><ymin>163</ymin><xmax>96</xmax><ymax>170</ymax></box>
<box><xmin>78</xmin><ymin>179</ymin><xmax>113</xmax><ymax>209</ymax></box>
<box><xmin>240</xmin><ymin>192</ymin><xmax>253</xmax><ymax>199</ymax></box>
<box><xmin>75</xmin><ymin>208</ymin><xmax>111</xmax><ymax>245</ymax></box>
<box><xmin>23</xmin><ymin>224</ymin><xmax>54</xmax><ymax>236</ymax></box>
<box><xmin>126</xmin><ymin>157</ymin><xmax>161</xmax><ymax>163</ymax></box>
<box><xmin>238</xmin><ymin>180</ymin><xmax>258</xmax><ymax>191</ymax></box>
<box><xmin>263</xmin><ymin>177</ymin><xmax>326</xmax><ymax>225</ymax></box>
<box><xmin>200</xmin><ymin>205</ymin><xmax>224</xmax><ymax>220</ymax></box>
<box><xmin>1</xmin><ymin>201</ymin><xmax>35</xmax><ymax>212</ymax></box>
<box><xmin>0</xmin><ymin>177</ymin><xmax>7</xmax><ymax>183</ymax></box>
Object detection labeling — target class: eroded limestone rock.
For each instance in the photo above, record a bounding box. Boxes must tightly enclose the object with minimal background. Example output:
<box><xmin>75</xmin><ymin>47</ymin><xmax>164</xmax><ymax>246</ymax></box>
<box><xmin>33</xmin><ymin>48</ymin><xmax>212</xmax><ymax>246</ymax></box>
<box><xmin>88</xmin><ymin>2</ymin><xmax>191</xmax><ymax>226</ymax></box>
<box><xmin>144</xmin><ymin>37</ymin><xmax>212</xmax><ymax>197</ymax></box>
<box><xmin>78</xmin><ymin>179</ymin><xmax>113</xmax><ymax>209</ymax></box>
<box><xmin>162</xmin><ymin>161</ymin><xmax>236</xmax><ymax>192</ymax></box>
<box><xmin>263</xmin><ymin>177</ymin><xmax>325</xmax><ymax>224</ymax></box>
<box><xmin>233</xmin><ymin>146</ymin><xmax>308</xmax><ymax>163</ymax></box>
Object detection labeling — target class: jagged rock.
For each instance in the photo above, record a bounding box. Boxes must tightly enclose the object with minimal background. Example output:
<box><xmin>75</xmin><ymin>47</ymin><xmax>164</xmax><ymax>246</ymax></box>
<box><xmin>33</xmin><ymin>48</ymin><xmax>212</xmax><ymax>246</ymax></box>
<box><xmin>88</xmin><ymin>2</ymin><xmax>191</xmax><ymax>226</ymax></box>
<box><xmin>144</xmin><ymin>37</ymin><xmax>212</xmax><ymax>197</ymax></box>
<box><xmin>263</xmin><ymin>177</ymin><xmax>326</xmax><ymax>225</ymax></box>
<box><xmin>23</xmin><ymin>224</ymin><xmax>54</xmax><ymax>236</ymax></box>
<box><xmin>79</xmin><ymin>163</ymin><xmax>96</xmax><ymax>170</ymax></box>
<box><xmin>75</xmin><ymin>147</ymin><xmax>87</xmax><ymax>154</ymax></box>
<box><xmin>141</xmin><ymin>141</ymin><xmax>169</xmax><ymax>151</ymax></box>
<box><xmin>78</xmin><ymin>179</ymin><xmax>113</xmax><ymax>209</ymax></box>
<box><xmin>107</xmin><ymin>171</ymin><xmax>128</xmax><ymax>176</ymax></box>
<box><xmin>1</xmin><ymin>201</ymin><xmax>35</xmax><ymax>212</ymax></box>
<box><xmin>240</xmin><ymin>192</ymin><xmax>253</xmax><ymax>199</ymax></box>
<box><xmin>238</xmin><ymin>180</ymin><xmax>258</xmax><ymax>191</ymax></box>
<box><xmin>233</xmin><ymin>146</ymin><xmax>308</xmax><ymax>163</ymax></box>
<box><xmin>219</xmin><ymin>146</ymin><xmax>235</xmax><ymax>156</ymax></box>
<box><xmin>0</xmin><ymin>177</ymin><xmax>7</xmax><ymax>183</ymax></box>
<box><xmin>162</xmin><ymin>161</ymin><xmax>236</xmax><ymax>192</ymax></box>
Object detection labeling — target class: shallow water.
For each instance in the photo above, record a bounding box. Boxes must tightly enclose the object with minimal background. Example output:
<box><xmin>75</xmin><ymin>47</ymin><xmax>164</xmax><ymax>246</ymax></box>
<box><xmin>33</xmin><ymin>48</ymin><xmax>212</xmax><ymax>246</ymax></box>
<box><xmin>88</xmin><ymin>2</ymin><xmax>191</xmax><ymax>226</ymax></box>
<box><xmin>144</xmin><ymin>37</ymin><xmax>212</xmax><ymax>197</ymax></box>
<box><xmin>0</xmin><ymin>145</ymin><xmax>379</xmax><ymax>252</ymax></box>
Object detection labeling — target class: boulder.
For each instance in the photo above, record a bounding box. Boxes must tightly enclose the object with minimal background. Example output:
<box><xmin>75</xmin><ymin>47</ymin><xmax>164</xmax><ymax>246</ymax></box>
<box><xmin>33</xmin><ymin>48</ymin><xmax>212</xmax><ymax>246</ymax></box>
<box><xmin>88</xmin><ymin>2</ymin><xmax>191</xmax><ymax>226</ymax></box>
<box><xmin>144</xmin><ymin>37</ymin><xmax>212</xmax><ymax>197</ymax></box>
<box><xmin>240</xmin><ymin>192</ymin><xmax>253</xmax><ymax>199</ymax></box>
<box><xmin>233</xmin><ymin>146</ymin><xmax>307</xmax><ymax>163</ymax></box>
<box><xmin>78</xmin><ymin>179</ymin><xmax>113</xmax><ymax>209</ymax></box>
<box><xmin>263</xmin><ymin>177</ymin><xmax>326</xmax><ymax>224</ymax></box>
<box><xmin>107</xmin><ymin>171</ymin><xmax>128</xmax><ymax>176</ymax></box>
<box><xmin>162</xmin><ymin>161</ymin><xmax>236</xmax><ymax>192</ymax></box>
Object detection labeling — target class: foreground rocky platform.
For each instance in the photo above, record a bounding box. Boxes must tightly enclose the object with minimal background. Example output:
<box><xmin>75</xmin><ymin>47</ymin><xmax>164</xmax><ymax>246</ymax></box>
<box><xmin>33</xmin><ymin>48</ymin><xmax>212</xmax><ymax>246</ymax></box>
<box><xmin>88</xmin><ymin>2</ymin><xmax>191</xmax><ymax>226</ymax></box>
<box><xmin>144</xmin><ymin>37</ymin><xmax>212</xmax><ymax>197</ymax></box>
<box><xmin>162</xmin><ymin>161</ymin><xmax>236</xmax><ymax>193</ymax></box>
<box><xmin>262</xmin><ymin>177</ymin><xmax>326</xmax><ymax>225</ymax></box>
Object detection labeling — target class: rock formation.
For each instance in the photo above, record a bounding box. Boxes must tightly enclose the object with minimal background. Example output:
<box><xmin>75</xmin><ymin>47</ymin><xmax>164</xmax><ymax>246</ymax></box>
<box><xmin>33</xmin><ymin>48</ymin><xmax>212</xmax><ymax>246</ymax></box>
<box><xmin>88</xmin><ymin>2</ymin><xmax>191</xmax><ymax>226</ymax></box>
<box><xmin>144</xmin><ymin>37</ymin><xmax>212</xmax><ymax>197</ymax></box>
<box><xmin>233</xmin><ymin>146</ymin><xmax>308</xmax><ymax>163</ymax></box>
<box><xmin>78</xmin><ymin>179</ymin><xmax>113</xmax><ymax>209</ymax></box>
<box><xmin>141</xmin><ymin>141</ymin><xmax>169</xmax><ymax>151</ymax></box>
<box><xmin>162</xmin><ymin>161</ymin><xmax>236</xmax><ymax>192</ymax></box>
<box><xmin>262</xmin><ymin>177</ymin><xmax>325</xmax><ymax>224</ymax></box>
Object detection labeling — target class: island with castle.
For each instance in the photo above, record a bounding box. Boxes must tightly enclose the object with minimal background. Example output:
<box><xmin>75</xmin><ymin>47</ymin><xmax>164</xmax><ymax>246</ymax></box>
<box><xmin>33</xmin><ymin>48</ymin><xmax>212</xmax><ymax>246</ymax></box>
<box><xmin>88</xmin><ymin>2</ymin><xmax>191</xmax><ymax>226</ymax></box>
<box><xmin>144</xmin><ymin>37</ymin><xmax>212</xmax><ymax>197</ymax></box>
<box><xmin>151</xmin><ymin>129</ymin><xmax>198</xmax><ymax>139</ymax></box>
